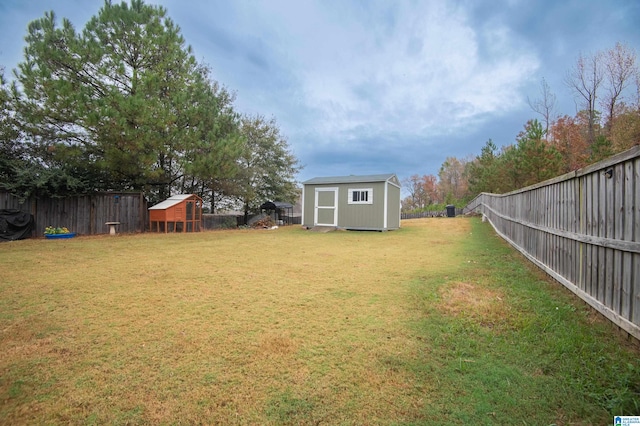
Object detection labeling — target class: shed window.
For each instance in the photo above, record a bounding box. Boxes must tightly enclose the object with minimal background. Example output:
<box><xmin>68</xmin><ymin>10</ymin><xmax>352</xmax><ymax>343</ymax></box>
<box><xmin>348</xmin><ymin>188</ymin><xmax>373</xmax><ymax>205</ymax></box>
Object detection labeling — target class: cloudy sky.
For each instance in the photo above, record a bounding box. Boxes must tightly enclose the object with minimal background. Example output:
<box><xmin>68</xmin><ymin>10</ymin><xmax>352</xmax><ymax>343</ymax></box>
<box><xmin>1</xmin><ymin>0</ymin><xmax>639</xmax><ymax>183</ymax></box>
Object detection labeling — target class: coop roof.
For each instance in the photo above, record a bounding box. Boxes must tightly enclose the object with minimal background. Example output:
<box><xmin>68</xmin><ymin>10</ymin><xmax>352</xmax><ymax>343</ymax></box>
<box><xmin>302</xmin><ymin>173</ymin><xmax>396</xmax><ymax>185</ymax></box>
<box><xmin>148</xmin><ymin>194</ymin><xmax>196</xmax><ymax>210</ymax></box>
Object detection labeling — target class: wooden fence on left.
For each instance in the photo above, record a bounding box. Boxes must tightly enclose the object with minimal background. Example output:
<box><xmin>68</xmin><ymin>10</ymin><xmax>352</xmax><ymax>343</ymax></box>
<box><xmin>0</xmin><ymin>192</ymin><xmax>148</xmax><ymax>236</ymax></box>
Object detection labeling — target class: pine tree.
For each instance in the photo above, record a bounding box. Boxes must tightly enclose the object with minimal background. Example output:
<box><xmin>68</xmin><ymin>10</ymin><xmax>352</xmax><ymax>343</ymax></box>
<box><xmin>13</xmin><ymin>1</ymin><xmax>241</xmax><ymax>199</ymax></box>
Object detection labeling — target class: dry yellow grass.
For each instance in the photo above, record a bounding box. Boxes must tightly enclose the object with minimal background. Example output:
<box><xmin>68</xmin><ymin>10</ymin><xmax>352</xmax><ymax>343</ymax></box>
<box><xmin>3</xmin><ymin>218</ymin><xmax>639</xmax><ymax>424</ymax></box>
<box><xmin>438</xmin><ymin>282</ymin><xmax>510</xmax><ymax>330</ymax></box>
<box><xmin>0</xmin><ymin>218</ymin><xmax>472</xmax><ymax>424</ymax></box>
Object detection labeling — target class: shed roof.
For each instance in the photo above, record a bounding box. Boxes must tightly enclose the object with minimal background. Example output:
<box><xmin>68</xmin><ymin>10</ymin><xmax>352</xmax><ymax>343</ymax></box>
<box><xmin>302</xmin><ymin>173</ymin><xmax>397</xmax><ymax>185</ymax></box>
<box><xmin>148</xmin><ymin>194</ymin><xmax>196</xmax><ymax>210</ymax></box>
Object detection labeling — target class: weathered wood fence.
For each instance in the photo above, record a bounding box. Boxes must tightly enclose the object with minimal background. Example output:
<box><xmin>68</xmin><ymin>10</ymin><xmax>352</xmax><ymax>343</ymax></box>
<box><xmin>464</xmin><ymin>146</ymin><xmax>640</xmax><ymax>339</ymax></box>
<box><xmin>0</xmin><ymin>192</ymin><xmax>147</xmax><ymax>236</ymax></box>
<box><xmin>402</xmin><ymin>208</ymin><xmax>463</xmax><ymax>219</ymax></box>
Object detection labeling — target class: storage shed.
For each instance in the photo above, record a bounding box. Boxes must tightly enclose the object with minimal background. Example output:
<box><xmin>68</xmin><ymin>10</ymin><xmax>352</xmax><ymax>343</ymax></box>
<box><xmin>301</xmin><ymin>174</ymin><xmax>401</xmax><ymax>231</ymax></box>
<box><xmin>148</xmin><ymin>194</ymin><xmax>203</xmax><ymax>233</ymax></box>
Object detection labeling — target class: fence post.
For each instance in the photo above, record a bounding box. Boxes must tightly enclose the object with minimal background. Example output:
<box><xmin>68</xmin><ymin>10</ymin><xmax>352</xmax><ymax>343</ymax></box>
<box><xmin>90</xmin><ymin>195</ymin><xmax>96</xmax><ymax>235</ymax></box>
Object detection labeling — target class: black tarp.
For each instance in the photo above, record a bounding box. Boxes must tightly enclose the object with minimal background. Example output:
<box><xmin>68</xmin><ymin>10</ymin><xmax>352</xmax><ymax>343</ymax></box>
<box><xmin>0</xmin><ymin>209</ymin><xmax>35</xmax><ymax>242</ymax></box>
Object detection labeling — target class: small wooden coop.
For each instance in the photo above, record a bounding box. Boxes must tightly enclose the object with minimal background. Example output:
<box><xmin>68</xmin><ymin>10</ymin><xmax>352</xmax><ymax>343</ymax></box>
<box><xmin>148</xmin><ymin>194</ymin><xmax>203</xmax><ymax>233</ymax></box>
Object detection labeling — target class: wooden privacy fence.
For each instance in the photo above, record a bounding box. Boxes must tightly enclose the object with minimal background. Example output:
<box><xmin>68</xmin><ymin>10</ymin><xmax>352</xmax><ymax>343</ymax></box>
<box><xmin>402</xmin><ymin>208</ymin><xmax>463</xmax><ymax>219</ymax></box>
<box><xmin>0</xmin><ymin>192</ymin><xmax>147</xmax><ymax>236</ymax></box>
<box><xmin>464</xmin><ymin>146</ymin><xmax>640</xmax><ymax>340</ymax></box>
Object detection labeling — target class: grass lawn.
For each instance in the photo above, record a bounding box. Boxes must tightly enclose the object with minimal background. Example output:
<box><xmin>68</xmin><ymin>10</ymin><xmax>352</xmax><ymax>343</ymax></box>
<box><xmin>0</xmin><ymin>217</ymin><xmax>638</xmax><ymax>424</ymax></box>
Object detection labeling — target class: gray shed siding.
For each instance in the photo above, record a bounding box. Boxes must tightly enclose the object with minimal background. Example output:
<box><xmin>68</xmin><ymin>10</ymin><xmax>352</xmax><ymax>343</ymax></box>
<box><xmin>302</xmin><ymin>174</ymin><xmax>400</xmax><ymax>231</ymax></box>
<box><xmin>386</xmin><ymin>182</ymin><xmax>401</xmax><ymax>229</ymax></box>
<box><xmin>336</xmin><ymin>181</ymin><xmax>386</xmax><ymax>229</ymax></box>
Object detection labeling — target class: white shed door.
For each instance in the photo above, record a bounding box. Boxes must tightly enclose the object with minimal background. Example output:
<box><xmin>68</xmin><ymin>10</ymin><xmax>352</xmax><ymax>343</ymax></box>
<box><xmin>314</xmin><ymin>188</ymin><xmax>338</xmax><ymax>226</ymax></box>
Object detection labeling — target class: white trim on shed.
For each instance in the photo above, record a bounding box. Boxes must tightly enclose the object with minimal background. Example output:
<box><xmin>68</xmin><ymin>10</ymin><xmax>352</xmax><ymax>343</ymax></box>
<box><xmin>314</xmin><ymin>187</ymin><xmax>338</xmax><ymax>226</ymax></box>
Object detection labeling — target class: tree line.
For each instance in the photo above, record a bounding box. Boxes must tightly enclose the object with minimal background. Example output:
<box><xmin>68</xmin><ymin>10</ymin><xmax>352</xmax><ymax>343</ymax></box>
<box><xmin>403</xmin><ymin>42</ymin><xmax>639</xmax><ymax>212</ymax></box>
<box><xmin>0</xmin><ymin>0</ymin><xmax>300</xmax><ymax>217</ymax></box>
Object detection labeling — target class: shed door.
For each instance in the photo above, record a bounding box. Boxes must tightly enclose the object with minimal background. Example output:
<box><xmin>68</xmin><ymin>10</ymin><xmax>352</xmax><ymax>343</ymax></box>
<box><xmin>314</xmin><ymin>188</ymin><xmax>338</xmax><ymax>226</ymax></box>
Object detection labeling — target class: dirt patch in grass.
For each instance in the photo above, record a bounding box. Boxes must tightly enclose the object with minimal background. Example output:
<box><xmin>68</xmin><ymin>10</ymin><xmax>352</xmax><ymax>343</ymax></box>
<box><xmin>438</xmin><ymin>281</ymin><xmax>509</xmax><ymax>329</ymax></box>
<box><xmin>258</xmin><ymin>331</ymin><xmax>298</xmax><ymax>356</ymax></box>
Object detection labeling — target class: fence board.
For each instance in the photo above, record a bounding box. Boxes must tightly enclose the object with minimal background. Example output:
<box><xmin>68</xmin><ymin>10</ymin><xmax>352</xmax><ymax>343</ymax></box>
<box><xmin>598</xmin><ymin>168</ymin><xmax>607</xmax><ymax>305</ymax></box>
<box><xmin>584</xmin><ymin>175</ymin><xmax>591</xmax><ymax>295</ymax></box>
<box><xmin>605</xmin><ymin>168</ymin><xmax>615</xmax><ymax>309</ymax></box>
<box><xmin>0</xmin><ymin>192</ymin><xmax>147</xmax><ymax>236</ymax></box>
<box><xmin>578</xmin><ymin>178</ymin><xmax>584</xmax><ymax>287</ymax></box>
<box><xmin>612</xmin><ymin>166</ymin><xmax>623</xmax><ymax>313</ymax></box>
<box><xmin>463</xmin><ymin>146</ymin><xmax>640</xmax><ymax>340</ymax></box>
<box><xmin>633</xmin><ymin>159</ymin><xmax>640</xmax><ymax>325</ymax></box>
<box><xmin>401</xmin><ymin>208</ymin><xmax>463</xmax><ymax>220</ymax></box>
<box><xmin>552</xmin><ymin>184</ymin><xmax>558</xmax><ymax>275</ymax></box>
<box><xmin>620</xmin><ymin>161</ymin><xmax>634</xmax><ymax>320</ymax></box>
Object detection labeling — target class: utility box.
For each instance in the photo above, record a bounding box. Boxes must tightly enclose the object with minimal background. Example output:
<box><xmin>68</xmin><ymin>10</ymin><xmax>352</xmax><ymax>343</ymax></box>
<box><xmin>446</xmin><ymin>205</ymin><xmax>456</xmax><ymax>217</ymax></box>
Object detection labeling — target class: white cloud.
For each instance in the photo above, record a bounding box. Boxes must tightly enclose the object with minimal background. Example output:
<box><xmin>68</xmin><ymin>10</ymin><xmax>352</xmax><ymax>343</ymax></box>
<box><xmin>14</xmin><ymin>0</ymin><xmax>633</xmax><ymax>182</ymax></box>
<box><xmin>233</xmin><ymin>1</ymin><xmax>540</xmax><ymax>147</ymax></box>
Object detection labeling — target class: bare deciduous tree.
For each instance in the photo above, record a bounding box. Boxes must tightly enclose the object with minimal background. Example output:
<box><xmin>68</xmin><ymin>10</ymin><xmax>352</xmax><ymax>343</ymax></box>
<box><xmin>401</xmin><ymin>174</ymin><xmax>439</xmax><ymax>210</ymax></box>
<box><xmin>564</xmin><ymin>51</ymin><xmax>604</xmax><ymax>146</ymax></box>
<box><xmin>527</xmin><ymin>77</ymin><xmax>557</xmax><ymax>140</ymax></box>
<box><xmin>601</xmin><ymin>42</ymin><xmax>637</xmax><ymax>131</ymax></box>
<box><xmin>438</xmin><ymin>157</ymin><xmax>468</xmax><ymax>203</ymax></box>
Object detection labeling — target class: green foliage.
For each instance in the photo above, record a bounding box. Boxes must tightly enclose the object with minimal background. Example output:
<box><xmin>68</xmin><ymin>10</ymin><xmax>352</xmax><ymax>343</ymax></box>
<box><xmin>3</xmin><ymin>160</ymin><xmax>92</xmax><ymax>201</ymax></box>
<box><xmin>44</xmin><ymin>226</ymin><xmax>70</xmax><ymax>235</ymax></box>
<box><xmin>589</xmin><ymin>134</ymin><xmax>615</xmax><ymax>163</ymax></box>
<box><xmin>2</xmin><ymin>70</ymin><xmax>92</xmax><ymax>200</ymax></box>
<box><xmin>511</xmin><ymin>119</ymin><xmax>563</xmax><ymax>187</ymax></box>
<box><xmin>179</xmin><ymin>74</ymin><xmax>243</xmax><ymax>205</ymax></box>
<box><xmin>465</xmin><ymin>120</ymin><xmax>564</xmax><ymax>198</ymax></box>
<box><xmin>8</xmin><ymin>0</ymin><xmax>243</xmax><ymax>202</ymax></box>
<box><xmin>227</xmin><ymin>114</ymin><xmax>301</xmax><ymax>218</ymax></box>
<box><xmin>466</xmin><ymin>139</ymin><xmax>501</xmax><ymax>194</ymax></box>
<box><xmin>0</xmin><ymin>71</ymin><xmax>24</xmax><ymax>195</ymax></box>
